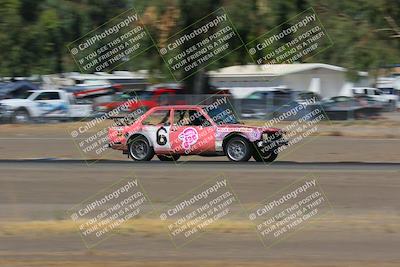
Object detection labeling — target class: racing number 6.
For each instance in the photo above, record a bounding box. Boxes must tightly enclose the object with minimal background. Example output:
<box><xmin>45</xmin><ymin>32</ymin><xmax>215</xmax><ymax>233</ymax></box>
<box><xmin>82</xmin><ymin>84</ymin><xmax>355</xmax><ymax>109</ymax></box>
<box><xmin>156</xmin><ymin>126</ymin><xmax>168</xmax><ymax>146</ymax></box>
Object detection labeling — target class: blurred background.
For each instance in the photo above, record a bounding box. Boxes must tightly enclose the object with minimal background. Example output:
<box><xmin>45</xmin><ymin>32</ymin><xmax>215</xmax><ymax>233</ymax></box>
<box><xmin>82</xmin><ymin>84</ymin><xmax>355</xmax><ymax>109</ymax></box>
<box><xmin>1</xmin><ymin>2</ymin><xmax>400</xmax><ymax>267</ymax></box>
<box><xmin>0</xmin><ymin>0</ymin><xmax>400</xmax><ymax>124</ymax></box>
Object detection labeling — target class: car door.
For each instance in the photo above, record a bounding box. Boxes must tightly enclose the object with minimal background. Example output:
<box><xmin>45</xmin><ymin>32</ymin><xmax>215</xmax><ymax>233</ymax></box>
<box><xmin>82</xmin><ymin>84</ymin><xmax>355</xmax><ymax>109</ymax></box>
<box><xmin>68</xmin><ymin>95</ymin><xmax>92</xmax><ymax>118</ymax></box>
<box><xmin>140</xmin><ymin>108</ymin><xmax>172</xmax><ymax>153</ymax></box>
<box><xmin>169</xmin><ymin>108</ymin><xmax>215</xmax><ymax>155</ymax></box>
<box><xmin>33</xmin><ymin>91</ymin><xmax>68</xmax><ymax>117</ymax></box>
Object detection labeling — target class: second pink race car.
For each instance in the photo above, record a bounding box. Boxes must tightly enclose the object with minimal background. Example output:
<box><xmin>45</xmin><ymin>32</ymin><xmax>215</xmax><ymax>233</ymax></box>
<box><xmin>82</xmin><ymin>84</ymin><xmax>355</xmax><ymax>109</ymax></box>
<box><xmin>108</xmin><ymin>105</ymin><xmax>287</xmax><ymax>162</ymax></box>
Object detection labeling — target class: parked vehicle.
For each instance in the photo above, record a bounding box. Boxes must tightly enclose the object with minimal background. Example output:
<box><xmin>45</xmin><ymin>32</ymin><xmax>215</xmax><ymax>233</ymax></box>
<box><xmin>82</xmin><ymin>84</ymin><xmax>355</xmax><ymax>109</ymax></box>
<box><xmin>64</xmin><ymin>83</ymin><xmax>123</xmax><ymax>99</ymax></box>
<box><xmin>352</xmin><ymin>87</ymin><xmax>398</xmax><ymax>111</ymax></box>
<box><xmin>0</xmin><ymin>81</ymin><xmax>39</xmax><ymax>100</ymax></box>
<box><xmin>240</xmin><ymin>88</ymin><xmax>295</xmax><ymax>119</ymax></box>
<box><xmin>321</xmin><ymin>96</ymin><xmax>382</xmax><ymax>120</ymax></box>
<box><xmin>93</xmin><ymin>87</ymin><xmax>186</xmax><ymax>115</ymax></box>
<box><xmin>293</xmin><ymin>91</ymin><xmax>322</xmax><ymax>105</ymax></box>
<box><xmin>108</xmin><ymin>105</ymin><xmax>287</xmax><ymax>162</ymax></box>
<box><xmin>376</xmin><ymin>76</ymin><xmax>400</xmax><ymax>109</ymax></box>
<box><xmin>0</xmin><ymin>89</ymin><xmax>92</xmax><ymax>123</ymax></box>
<box><xmin>63</xmin><ymin>72</ymin><xmax>148</xmax><ymax>91</ymax></box>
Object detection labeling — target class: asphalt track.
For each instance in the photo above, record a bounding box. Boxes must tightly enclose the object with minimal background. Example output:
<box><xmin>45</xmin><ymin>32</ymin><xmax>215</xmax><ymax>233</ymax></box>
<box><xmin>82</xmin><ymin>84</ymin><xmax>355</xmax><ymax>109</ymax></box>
<box><xmin>1</xmin><ymin>158</ymin><xmax>399</xmax><ymax>169</ymax></box>
<box><xmin>0</xmin><ymin>159</ymin><xmax>399</xmax><ymax>267</ymax></box>
<box><xmin>1</xmin><ymin>135</ymin><xmax>399</xmax><ymax>162</ymax></box>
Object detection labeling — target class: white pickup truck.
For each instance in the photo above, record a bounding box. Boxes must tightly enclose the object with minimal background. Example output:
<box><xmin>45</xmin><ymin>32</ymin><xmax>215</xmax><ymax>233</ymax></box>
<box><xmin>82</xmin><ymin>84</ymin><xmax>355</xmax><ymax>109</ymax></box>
<box><xmin>376</xmin><ymin>76</ymin><xmax>400</xmax><ymax>109</ymax></box>
<box><xmin>0</xmin><ymin>89</ymin><xmax>92</xmax><ymax>123</ymax></box>
<box><xmin>352</xmin><ymin>87</ymin><xmax>398</xmax><ymax>111</ymax></box>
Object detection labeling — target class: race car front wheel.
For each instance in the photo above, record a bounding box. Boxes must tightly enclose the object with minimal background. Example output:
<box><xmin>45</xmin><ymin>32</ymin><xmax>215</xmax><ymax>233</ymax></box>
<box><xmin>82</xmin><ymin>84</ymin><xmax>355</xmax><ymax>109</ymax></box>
<box><xmin>128</xmin><ymin>136</ymin><xmax>154</xmax><ymax>161</ymax></box>
<box><xmin>225</xmin><ymin>136</ymin><xmax>252</xmax><ymax>162</ymax></box>
<box><xmin>253</xmin><ymin>150</ymin><xmax>278</xmax><ymax>162</ymax></box>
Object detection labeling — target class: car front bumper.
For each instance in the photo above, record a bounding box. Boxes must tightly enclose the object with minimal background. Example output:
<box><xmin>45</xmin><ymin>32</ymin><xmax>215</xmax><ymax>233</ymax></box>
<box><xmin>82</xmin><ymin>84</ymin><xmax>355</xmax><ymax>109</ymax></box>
<box><xmin>0</xmin><ymin>105</ymin><xmax>13</xmax><ymax>123</ymax></box>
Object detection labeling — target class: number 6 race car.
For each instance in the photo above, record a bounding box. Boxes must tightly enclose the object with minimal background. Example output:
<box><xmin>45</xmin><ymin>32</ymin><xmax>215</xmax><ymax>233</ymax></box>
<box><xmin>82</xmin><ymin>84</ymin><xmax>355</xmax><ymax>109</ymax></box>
<box><xmin>108</xmin><ymin>105</ymin><xmax>287</xmax><ymax>162</ymax></box>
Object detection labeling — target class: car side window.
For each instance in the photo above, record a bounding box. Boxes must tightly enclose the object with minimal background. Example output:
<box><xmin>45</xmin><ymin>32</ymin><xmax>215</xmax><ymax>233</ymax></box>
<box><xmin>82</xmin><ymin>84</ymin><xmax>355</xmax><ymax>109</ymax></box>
<box><xmin>142</xmin><ymin>110</ymin><xmax>171</xmax><ymax>126</ymax></box>
<box><xmin>34</xmin><ymin>92</ymin><xmax>61</xmax><ymax>100</ymax></box>
<box><xmin>173</xmin><ymin>109</ymin><xmax>211</xmax><ymax>127</ymax></box>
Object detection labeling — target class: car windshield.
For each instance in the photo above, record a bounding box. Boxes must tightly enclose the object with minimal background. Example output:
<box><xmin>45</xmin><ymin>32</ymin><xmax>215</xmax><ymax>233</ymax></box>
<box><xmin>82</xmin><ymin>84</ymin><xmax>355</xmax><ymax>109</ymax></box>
<box><xmin>204</xmin><ymin>106</ymin><xmax>240</xmax><ymax>125</ymax></box>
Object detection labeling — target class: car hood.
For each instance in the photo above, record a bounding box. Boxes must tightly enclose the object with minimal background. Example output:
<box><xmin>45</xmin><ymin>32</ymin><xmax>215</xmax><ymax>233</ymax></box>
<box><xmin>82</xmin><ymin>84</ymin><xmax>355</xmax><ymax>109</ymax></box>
<box><xmin>0</xmin><ymin>99</ymin><xmax>32</xmax><ymax>106</ymax></box>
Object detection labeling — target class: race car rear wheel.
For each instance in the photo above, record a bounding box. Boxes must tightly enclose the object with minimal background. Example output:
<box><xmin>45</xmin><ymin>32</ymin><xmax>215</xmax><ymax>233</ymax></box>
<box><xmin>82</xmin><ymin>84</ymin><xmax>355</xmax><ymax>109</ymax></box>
<box><xmin>128</xmin><ymin>136</ymin><xmax>154</xmax><ymax>161</ymax></box>
<box><xmin>157</xmin><ymin>154</ymin><xmax>180</xmax><ymax>161</ymax></box>
<box><xmin>225</xmin><ymin>136</ymin><xmax>252</xmax><ymax>162</ymax></box>
<box><xmin>253</xmin><ymin>150</ymin><xmax>278</xmax><ymax>162</ymax></box>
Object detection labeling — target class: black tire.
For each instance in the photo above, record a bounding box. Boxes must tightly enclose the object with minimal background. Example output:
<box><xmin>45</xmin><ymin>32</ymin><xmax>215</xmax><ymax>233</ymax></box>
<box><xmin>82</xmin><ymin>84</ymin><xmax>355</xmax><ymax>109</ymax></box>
<box><xmin>252</xmin><ymin>149</ymin><xmax>264</xmax><ymax>162</ymax></box>
<box><xmin>157</xmin><ymin>154</ymin><xmax>180</xmax><ymax>161</ymax></box>
<box><xmin>253</xmin><ymin>150</ymin><xmax>278</xmax><ymax>162</ymax></box>
<box><xmin>128</xmin><ymin>136</ymin><xmax>154</xmax><ymax>161</ymax></box>
<box><xmin>13</xmin><ymin>108</ymin><xmax>31</xmax><ymax>124</ymax></box>
<box><xmin>224</xmin><ymin>136</ymin><xmax>252</xmax><ymax>162</ymax></box>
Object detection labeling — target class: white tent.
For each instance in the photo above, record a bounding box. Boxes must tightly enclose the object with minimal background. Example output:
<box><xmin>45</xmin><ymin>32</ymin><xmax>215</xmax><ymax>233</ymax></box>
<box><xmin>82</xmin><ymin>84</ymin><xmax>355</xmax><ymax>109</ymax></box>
<box><xmin>338</xmin><ymin>82</ymin><xmax>354</xmax><ymax>97</ymax></box>
<box><xmin>209</xmin><ymin>63</ymin><xmax>358</xmax><ymax>98</ymax></box>
<box><xmin>308</xmin><ymin>77</ymin><xmax>321</xmax><ymax>94</ymax></box>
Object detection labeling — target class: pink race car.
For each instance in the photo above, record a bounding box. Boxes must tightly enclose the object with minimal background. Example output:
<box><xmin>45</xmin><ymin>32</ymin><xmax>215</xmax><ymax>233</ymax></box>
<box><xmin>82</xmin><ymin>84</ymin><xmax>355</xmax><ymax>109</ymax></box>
<box><xmin>108</xmin><ymin>105</ymin><xmax>287</xmax><ymax>162</ymax></box>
